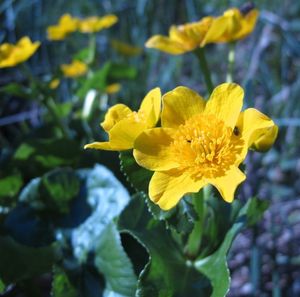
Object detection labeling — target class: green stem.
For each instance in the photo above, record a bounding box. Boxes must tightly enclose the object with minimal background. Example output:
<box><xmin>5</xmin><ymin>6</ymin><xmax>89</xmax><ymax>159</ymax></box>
<box><xmin>43</xmin><ymin>97</ymin><xmax>72</xmax><ymax>139</ymax></box>
<box><xmin>88</xmin><ymin>34</ymin><xmax>96</xmax><ymax>65</ymax></box>
<box><xmin>226</xmin><ymin>42</ymin><xmax>236</xmax><ymax>83</ymax></box>
<box><xmin>194</xmin><ymin>48</ymin><xmax>214</xmax><ymax>94</ymax></box>
<box><xmin>186</xmin><ymin>191</ymin><xmax>206</xmax><ymax>258</ymax></box>
<box><xmin>20</xmin><ymin>63</ymin><xmax>72</xmax><ymax>139</ymax></box>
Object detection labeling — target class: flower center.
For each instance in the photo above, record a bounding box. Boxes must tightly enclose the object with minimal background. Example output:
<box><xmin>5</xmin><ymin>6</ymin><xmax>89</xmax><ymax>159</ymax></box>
<box><xmin>171</xmin><ymin>114</ymin><xmax>244</xmax><ymax>179</ymax></box>
<box><xmin>126</xmin><ymin>111</ymin><xmax>147</xmax><ymax>124</ymax></box>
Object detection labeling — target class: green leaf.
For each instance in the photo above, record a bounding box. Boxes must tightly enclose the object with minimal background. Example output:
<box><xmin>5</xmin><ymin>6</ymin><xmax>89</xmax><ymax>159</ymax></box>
<box><xmin>119</xmin><ymin>151</ymin><xmax>196</xmax><ymax>235</ymax></box>
<box><xmin>55</xmin><ymin>102</ymin><xmax>72</xmax><ymax>119</ymax></box>
<box><xmin>119</xmin><ymin>150</ymin><xmax>152</xmax><ymax>193</ymax></box>
<box><xmin>52</xmin><ymin>266</ymin><xmax>77</xmax><ymax>297</ymax></box>
<box><xmin>108</xmin><ymin>63</ymin><xmax>138</xmax><ymax>80</ymax></box>
<box><xmin>0</xmin><ymin>173</ymin><xmax>23</xmax><ymax>199</ymax></box>
<box><xmin>73</xmin><ymin>47</ymin><xmax>93</xmax><ymax>64</ymax></box>
<box><xmin>194</xmin><ymin>197</ymin><xmax>269</xmax><ymax>297</ymax></box>
<box><xmin>0</xmin><ymin>83</ymin><xmax>31</xmax><ymax>98</ymax></box>
<box><xmin>0</xmin><ymin>236</ymin><xmax>57</xmax><ymax>284</ymax></box>
<box><xmin>40</xmin><ymin>168</ymin><xmax>80</xmax><ymax>213</ymax></box>
<box><xmin>76</xmin><ymin>62</ymin><xmax>111</xmax><ymax>98</ymax></box>
<box><xmin>95</xmin><ymin>222</ymin><xmax>137</xmax><ymax>297</ymax></box>
<box><xmin>0</xmin><ymin>279</ymin><xmax>5</xmax><ymax>293</ymax></box>
<box><xmin>118</xmin><ymin>194</ymin><xmax>212</xmax><ymax>297</ymax></box>
<box><xmin>70</xmin><ymin>164</ymin><xmax>135</xmax><ymax>296</ymax></box>
<box><xmin>14</xmin><ymin>138</ymin><xmax>81</xmax><ymax>174</ymax></box>
<box><xmin>19</xmin><ymin>168</ymin><xmax>80</xmax><ymax>213</ymax></box>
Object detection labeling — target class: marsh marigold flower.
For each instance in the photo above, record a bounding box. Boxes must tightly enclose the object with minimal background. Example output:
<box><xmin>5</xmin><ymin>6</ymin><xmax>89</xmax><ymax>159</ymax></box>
<box><xmin>146</xmin><ymin>6</ymin><xmax>258</xmax><ymax>55</ymax></box>
<box><xmin>84</xmin><ymin>88</ymin><xmax>161</xmax><ymax>151</ymax></box>
<box><xmin>0</xmin><ymin>37</ymin><xmax>40</xmax><ymax>68</ymax></box>
<box><xmin>47</xmin><ymin>14</ymin><xmax>78</xmax><ymax>41</ymax></box>
<box><xmin>61</xmin><ymin>60</ymin><xmax>88</xmax><ymax>78</ymax></box>
<box><xmin>105</xmin><ymin>83</ymin><xmax>121</xmax><ymax>94</ymax></box>
<box><xmin>78</xmin><ymin>15</ymin><xmax>118</xmax><ymax>33</ymax></box>
<box><xmin>133</xmin><ymin>83</ymin><xmax>276</xmax><ymax>210</ymax></box>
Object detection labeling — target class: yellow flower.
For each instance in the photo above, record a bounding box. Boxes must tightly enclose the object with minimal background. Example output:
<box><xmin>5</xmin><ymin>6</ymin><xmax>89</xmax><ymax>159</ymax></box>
<box><xmin>145</xmin><ymin>17</ymin><xmax>213</xmax><ymax>55</ymax></box>
<box><xmin>111</xmin><ymin>39</ymin><xmax>142</xmax><ymax>57</ymax></box>
<box><xmin>0</xmin><ymin>37</ymin><xmax>40</xmax><ymax>68</ymax></box>
<box><xmin>203</xmin><ymin>8</ymin><xmax>259</xmax><ymax>44</ymax></box>
<box><xmin>84</xmin><ymin>88</ymin><xmax>161</xmax><ymax>151</ymax></box>
<box><xmin>238</xmin><ymin>114</ymin><xmax>278</xmax><ymax>152</ymax></box>
<box><xmin>78</xmin><ymin>15</ymin><xmax>118</xmax><ymax>33</ymax></box>
<box><xmin>145</xmin><ymin>7</ymin><xmax>258</xmax><ymax>55</ymax></box>
<box><xmin>133</xmin><ymin>83</ymin><xmax>276</xmax><ymax>210</ymax></box>
<box><xmin>47</xmin><ymin>14</ymin><xmax>78</xmax><ymax>41</ymax></box>
<box><xmin>105</xmin><ymin>83</ymin><xmax>121</xmax><ymax>94</ymax></box>
<box><xmin>61</xmin><ymin>60</ymin><xmax>88</xmax><ymax>78</ymax></box>
<box><xmin>49</xmin><ymin>78</ymin><xmax>60</xmax><ymax>89</ymax></box>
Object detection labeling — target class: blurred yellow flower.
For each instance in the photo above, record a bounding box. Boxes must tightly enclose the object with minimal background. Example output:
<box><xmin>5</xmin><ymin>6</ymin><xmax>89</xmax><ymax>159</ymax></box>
<box><xmin>203</xmin><ymin>8</ymin><xmax>259</xmax><ymax>44</ymax></box>
<box><xmin>105</xmin><ymin>83</ymin><xmax>121</xmax><ymax>94</ymax></box>
<box><xmin>0</xmin><ymin>37</ymin><xmax>40</xmax><ymax>68</ymax></box>
<box><xmin>146</xmin><ymin>6</ymin><xmax>258</xmax><ymax>55</ymax></box>
<box><xmin>84</xmin><ymin>88</ymin><xmax>161</xmax><ymax>151</ymax></box>
<box><xmin>133</xmin><ymin>83</ymin><xmax>276</xmax><ymax>210</ymax></box>
<box><xmin>146</xmin><ymin>17</ymin><xmax>213</xmax><ymax>55</ymax></box>
<box><xmin>61</xmin><ymin>60</ymin><xmax>88</xmax><ymax>78</ymax></box>
<box><xmin>78</xmin><ymin>15</ymin><xmax>118</xmax><ymax>33</ymax></box>
<box><xmin>47</xmin><ymin>14</ymin><xmax>78</xmax><ymax>41</ymax></box>
<box><xmin>111</xmin><ymin>39</ymin><xmax>142</xmax><ymax>57</ymax></box>
<box><xmin>49</xmin><ymin>78</ymin><xmax>60</xmax><ymax>89</ymax></box>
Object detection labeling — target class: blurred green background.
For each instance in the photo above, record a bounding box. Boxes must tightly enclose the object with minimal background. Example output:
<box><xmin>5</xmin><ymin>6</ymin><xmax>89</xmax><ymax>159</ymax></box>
<box><xmin>1</xmin><ymin>0</ymin><xmax>300</xmax><ymax>296</ymax></box>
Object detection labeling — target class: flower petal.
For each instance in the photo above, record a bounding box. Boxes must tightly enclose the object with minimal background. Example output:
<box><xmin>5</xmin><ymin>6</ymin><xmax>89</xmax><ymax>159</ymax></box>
<box><xmin>149</xmin><ymin>170</ymin><xmax>206</xmax><ymax>210</ymax></box>
<box><xmin>237</xmin><ymin>108</ymin><xmax>277</xmax><ymax>148</ymax></box>
<box><xmin>101</xmin><ymin>104</ymin><xmax>132</xmax><ymax>132</ymax></box>
<box><xmin>251</xmin><ymin>125</ymin><xmax>278</xmax><ymax>152</ymax></box>
<box><xmin>204</xmin><ymin>83</ymin><xmax>243</xmax><ymax>129</ymax></box>
<box><xmin>133</xmin><ymin>128</ymin><xmax>178</xmax><ymax>171</ymax></box>
<box><xmin>108</xmin><ymin>117</ymin><xmax>148</xmax><ymax>150</ymax></box>
<box><xmin>162</xmin><ymin>86</ymin><xmax>206</xmax><ymax>128</ymax></box>
<box><xmin>236</xmin><ymin>9</ymin><xmax>259</xmax><ymax>40</ymax></box>
<box><xmin>145</xmin><ymin>35</ymin><xmax>187</xmax><ymax>55</ymax></box>
<box><xmin>209</xmin><ymin>167</ymin><xmax>246</xmax><ymax>203</ymax></box>
<box><xmin>84</xmin><ymin>141</ymin><xmax>119</xmax><ymax>151</ymax></box>
<box><xmin>201</xmin><ymin>16</ymin><xmax>229</xmax><ymax>46</ymax></box>
<box><xmin>139</xmin><ymin>87</ymin><xmax>161</xmax><ymax>128</ymax></box>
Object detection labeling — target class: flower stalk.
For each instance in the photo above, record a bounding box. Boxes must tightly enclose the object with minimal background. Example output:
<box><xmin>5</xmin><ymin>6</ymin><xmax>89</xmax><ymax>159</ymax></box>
<box><xmin>185</xmin><ymin>191</ymin><xmax>206</xmax><ymax>258</ymax></box>
<box><xmin>194</xmin><ymin>48</ymin><xmax>214</xmax><ymax>94</ymax></box>
<box><xmin>226</xmin><ymin>42</ymin><xmax>236</xmax><ymax>83</ymax></box>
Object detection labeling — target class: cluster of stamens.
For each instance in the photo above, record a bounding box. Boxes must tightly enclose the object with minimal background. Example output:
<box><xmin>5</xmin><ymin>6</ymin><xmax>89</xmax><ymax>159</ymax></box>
<box><xmin>171</xmin><ymin>114</ymin><xmax>244</xmax><ymax>179</ymax></box>
<box><xmin>126</xmin><ymin>111</ymin><xmax>146</xmax><ymax>125</ymax></box>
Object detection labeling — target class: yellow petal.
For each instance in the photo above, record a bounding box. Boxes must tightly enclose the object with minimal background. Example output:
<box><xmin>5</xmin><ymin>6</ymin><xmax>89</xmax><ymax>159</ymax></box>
<box><xmin>61</xmin><ymin>60</ymin><xmax>88</xmax><ymax>78</ymax></box>
<box><xmin>84</xmin><ymin>141</ymin><xmax>119</xmax><ymax>151</ymax></box>
<box><xmin>162</xmin><ymin>86</ymin><xmax>206</xmax><ymax>128</ymax></box>
<box><xmin>78</xmin><ymin>15</ymin><xmax>118</xmax><ymax>33</ymax></box>
<box><xmin>0</xmin><ymin>37</ymin><xmax>40</xmax><ymax>68</ymax></box>
<box><xmin>108</xmin><ymin>117</ymin><xmax>148</xmax><ymax>150</ymax></box>
<box><xmin>105</xmin><ymin>83</ymin><xmax>121</xmax><ymax>94</ymax></box>
<box><xmin>204</xmin><ymin>83</ymin><xmax>243</xmax><ymax>129</ymax></box>
<box><xmin>149</xmin><ymin>170</ymin><xmax>206</xmax><ymax>210</ymax></box>
<box><xmin>209</xmin><ymin>167</ymin><xmax>246</xmax><ymax>203</ymax></box>
<box><xmin>139</xmin><ymin>87</ymin><xmax>161</xmax><ymax>128</ymax></box>
<box><xmin>133</xmin><ymin>128</ymin><xmax>178</xmax><ymax>171</ymax></box>
<box><xmin>251</xmin><ymin>124</ymin><xmax>278</xmax><ymax>152</ymax></box>
<box><xmin>101</xmin><ymin>104</ymin><xmax>132</xmax><ymax>132</ymax></box>
<box><xmin>145</xmin><ymin>35</ymin><xmax>187</xmax><ymax>55</ymax></box>
<box><xmin>235</xmin><ymin>9</ymin><xmax>259</xmax><ymax>40</ymax></box>
<box><xmin>237</xmin><ymin>108</ymin><xmax>277</xmax><ymax>149</ymax></box>
<box><xmin>201</xmin><ymin>16</ymin><xmax>229</xmax><ymax>46</ymax></box>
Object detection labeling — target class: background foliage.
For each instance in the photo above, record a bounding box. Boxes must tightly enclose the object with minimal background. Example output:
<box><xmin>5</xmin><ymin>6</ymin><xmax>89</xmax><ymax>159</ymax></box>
<box><xmin>1</xmin><ymin>0</ymin><xmax>300</xmax><ymax>296</ymax></box>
